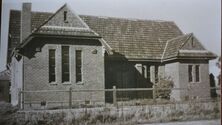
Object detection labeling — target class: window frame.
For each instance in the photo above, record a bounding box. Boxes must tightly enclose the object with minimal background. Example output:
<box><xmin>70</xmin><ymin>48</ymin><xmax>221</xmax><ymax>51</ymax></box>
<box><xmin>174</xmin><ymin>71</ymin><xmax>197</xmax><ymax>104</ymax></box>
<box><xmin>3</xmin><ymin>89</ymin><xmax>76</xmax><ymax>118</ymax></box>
<box><xmin>154</xmin><ymin>65</ymin><xmax>158</xmax><ymax>83</ymax></box>
<box><xmin>61</xmin><ymin>46</ymin><xmax>70</xmax><ymax>83</ymax></box>
<box><xmin>188</xmin><ymin>64</ymin><xmax>201</xmax><ymax>83</ymax></box>
<box><xmin>49</xmin><ymin>49</ymin><xmax>56</xmax><ymax>83</ymax></box>
<box><xmin>76</xmin><ymin>50</ymin><xmax>83</xmax><ymax>83</ymax></box>
<box><xmin>195</xmin><ymin>65</ymin><xmax>200</xmax><ymax>82</ymax></box>
<box><xmin>188</xmin><ymin>65</ymin><xmax>193</xmax><ymax>82</ymax></box>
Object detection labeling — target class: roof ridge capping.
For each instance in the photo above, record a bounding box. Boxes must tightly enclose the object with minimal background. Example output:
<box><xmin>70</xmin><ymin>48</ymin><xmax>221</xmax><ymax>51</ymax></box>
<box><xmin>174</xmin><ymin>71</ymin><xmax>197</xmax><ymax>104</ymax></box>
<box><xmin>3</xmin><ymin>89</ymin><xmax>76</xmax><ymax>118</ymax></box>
<box><xmin>80</xmin><ymin>14</ymin><xmax>175</xmax><ymax>22</ymax></box>
<box><xmin>10</xmin><ymin>9</ymin><xmax>53</xmax><ymax>14</ymax></box>
<box><xmin>167</xmin><ymin>33</ymin><xmax>193</xmax><ymax>42</ymax></box>
<box><xmin>178</xmin><ymin>33</ymin><xmax>193</xmax><ymax>49</ymax></box>
<box><xmin>161</xmin><ymin>33</ymin><xmax>192</xmax><ymax>61</ymax></box>
<box><xmin>11</xmin><ymin>9</ymin><xmax>174</xmax><ymax>23</ymax></box>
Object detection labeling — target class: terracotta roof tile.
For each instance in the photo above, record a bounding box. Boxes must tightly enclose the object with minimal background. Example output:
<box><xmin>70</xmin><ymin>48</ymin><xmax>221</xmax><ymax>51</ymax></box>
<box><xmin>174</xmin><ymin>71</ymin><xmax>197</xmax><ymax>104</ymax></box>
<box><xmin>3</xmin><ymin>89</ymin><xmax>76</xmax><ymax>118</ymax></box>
<box><xmin>162</xmin><ymin>33</ymin><xmax>192</xmax><ymax>59</ymax></box>
<box><xmin>8</xmin><ymin>10</ymin><xmax>215</xmax><ymax>61</ymax></box>
<box><xmin>162</xmin><ymin>33</ymin><xmax>217</xmax><ymax>60</ymax></box>
<box><xmin>80</xmin><ymin>15</ymin><xmax>183</xmax><ymax>59</ymax></box>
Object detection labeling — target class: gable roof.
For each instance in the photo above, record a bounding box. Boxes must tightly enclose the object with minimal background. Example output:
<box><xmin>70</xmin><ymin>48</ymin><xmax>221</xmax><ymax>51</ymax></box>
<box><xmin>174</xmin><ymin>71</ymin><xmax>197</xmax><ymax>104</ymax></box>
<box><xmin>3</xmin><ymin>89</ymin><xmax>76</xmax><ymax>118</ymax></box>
<box><xmin>162</xmin><ymin>33</ymin><xmax>193</xmax><ymax>60</ymax></box>
<box><xmin>34</xmin><ymin>4</ymin><xmax>98</xmax><ymax>37</ymax></box>
<box><xmin>8</xmin><ymin>5</ymin><xmax>217</xmax><ymax>62</ymax></box>
<box><xmin>162</xmin><ymin>33</ymin><xmax>216</xmax><ymax>61</ymax></box>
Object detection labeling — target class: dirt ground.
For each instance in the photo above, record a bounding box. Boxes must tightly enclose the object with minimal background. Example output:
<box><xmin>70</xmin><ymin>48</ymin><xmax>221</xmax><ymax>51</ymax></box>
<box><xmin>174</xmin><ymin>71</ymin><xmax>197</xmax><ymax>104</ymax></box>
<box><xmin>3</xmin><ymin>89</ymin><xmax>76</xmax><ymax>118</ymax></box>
<box><xmin>143</xmin><ymin>119</ymin><xmax>220</xmax><ymax>125</ymax></box>
<box><xmin>0</xmin><ymin>101</ymin><xmax>220</xmax><ymax>125</ymax></box>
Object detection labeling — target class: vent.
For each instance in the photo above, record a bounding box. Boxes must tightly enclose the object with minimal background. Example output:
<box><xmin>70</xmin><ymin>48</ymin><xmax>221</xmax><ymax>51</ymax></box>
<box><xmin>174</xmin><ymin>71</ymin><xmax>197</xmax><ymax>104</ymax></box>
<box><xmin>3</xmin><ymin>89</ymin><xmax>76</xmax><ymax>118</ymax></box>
<box><xmin>64</xmin><ymin>11</ymin><xmax>68</xmax><ymax>23</ymax></box>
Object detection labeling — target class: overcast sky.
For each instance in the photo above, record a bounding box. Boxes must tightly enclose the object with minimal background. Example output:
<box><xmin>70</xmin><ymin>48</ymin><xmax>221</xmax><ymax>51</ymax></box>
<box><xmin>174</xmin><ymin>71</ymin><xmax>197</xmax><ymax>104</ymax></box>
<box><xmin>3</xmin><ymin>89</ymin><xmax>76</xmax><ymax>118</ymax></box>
<box><xmin>0</xmin><ymin>0</ymin><xmax>221</xmax><ymax>76</ymax></box>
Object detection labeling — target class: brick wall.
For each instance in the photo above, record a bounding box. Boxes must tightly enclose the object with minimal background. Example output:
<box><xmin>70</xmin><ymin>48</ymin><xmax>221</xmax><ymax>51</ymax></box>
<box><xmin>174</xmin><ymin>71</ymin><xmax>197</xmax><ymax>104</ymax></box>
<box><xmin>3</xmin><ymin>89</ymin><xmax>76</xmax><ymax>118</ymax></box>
<box><xmin>178</xmin><ymin>61</ymin><xmax>210</xmax><ymax>100</ymax></box>
<box><xmin>23</xmin><ymin>38</ymin><xmax>105</xmax><ymax>108</ymax></box>
<box><xmin>165</xmin><ymin>62</ymin><xmax>181</xmax><ymax>101</ymax></box>
<box><xmin>10</xmin><ymin>57</ymin><xmax>23</xmax><ymax>106</ymax></box>
<box><xmin>165</xmin><ymin>60</ymin><xmax>211</xmax><ymax>101</ymax></box>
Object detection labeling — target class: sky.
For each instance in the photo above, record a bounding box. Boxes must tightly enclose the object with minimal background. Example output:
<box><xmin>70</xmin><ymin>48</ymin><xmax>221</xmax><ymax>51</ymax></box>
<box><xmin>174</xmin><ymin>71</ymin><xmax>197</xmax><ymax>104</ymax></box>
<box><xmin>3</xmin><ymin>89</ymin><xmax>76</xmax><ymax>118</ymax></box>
<box><xmin>0</xmin><ymin>0</ymin><xmax>221</xmax><ymax>77</ymax></box>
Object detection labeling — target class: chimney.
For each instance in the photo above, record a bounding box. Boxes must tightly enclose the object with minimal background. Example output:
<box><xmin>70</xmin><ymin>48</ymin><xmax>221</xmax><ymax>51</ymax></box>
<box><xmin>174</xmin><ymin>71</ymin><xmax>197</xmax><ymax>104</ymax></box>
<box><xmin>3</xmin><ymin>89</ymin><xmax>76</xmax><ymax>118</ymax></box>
<box><xmin>21</xmin><ymin>3</ymin><xmax>32</xmax><ymax>43</ymax></box>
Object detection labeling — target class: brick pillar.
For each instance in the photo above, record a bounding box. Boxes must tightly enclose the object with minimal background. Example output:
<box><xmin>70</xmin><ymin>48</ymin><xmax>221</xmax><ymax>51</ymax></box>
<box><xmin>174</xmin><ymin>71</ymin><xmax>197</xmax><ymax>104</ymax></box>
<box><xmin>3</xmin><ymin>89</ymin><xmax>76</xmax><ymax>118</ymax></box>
<box><xmin>158</xmin><ymin>65</ymin><xmax>165</xmax><ymax>79</ymax></box>
<box><xmin>143</xmin><ymin>65</ymin><xmax>147</xmax><ymax>79</ymax></box>
<box><xmin>21</xmin><ymin>3</ymin><xmax>32</xmax><ymax>42</ymax></box>
<box><xmin>135</xmin><ymin>64</ymin><xmax>142</xmax><ymax>88</ymax></box>
<box><xmin>150</xmin><ymin>66</ymin><xmax>155</xmax><ymax>84</ymax></box>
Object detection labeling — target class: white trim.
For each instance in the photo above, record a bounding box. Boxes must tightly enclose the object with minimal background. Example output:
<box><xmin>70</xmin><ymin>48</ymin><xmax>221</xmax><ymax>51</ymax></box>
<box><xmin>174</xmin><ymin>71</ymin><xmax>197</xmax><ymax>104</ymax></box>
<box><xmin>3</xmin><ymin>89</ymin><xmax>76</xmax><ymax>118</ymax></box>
<box><xmin>179</xmin><ymin>50</ymin><xmax>209</xmax><ymax>53</ymax></box>
<box><xmin>161</xmin><ymin>40</ymin><xmax>169</xmax><ymax>62</ymax></box>
<box><xmin>99</xmin><ymin>38</ymin><xmax>113</xmax><ymax>55</ymax></box>
<box><xmin>100</xmin><ymin>38</ymin><xmax>112</xmax><ymax>50</ymax></box>
<box><xmin>41</xmin><ymin>26</ymin><xmax>91</xmax><ymax>31</ymax></box>
<box><xmin>49</xmin><ymin>82</ymin><xmax>58</xmax><ymax>85</ymax></box>
<box><xmin>168</xmin><ymin>33</ymin><xmax>192</xmax><ymax>43</ymax></box>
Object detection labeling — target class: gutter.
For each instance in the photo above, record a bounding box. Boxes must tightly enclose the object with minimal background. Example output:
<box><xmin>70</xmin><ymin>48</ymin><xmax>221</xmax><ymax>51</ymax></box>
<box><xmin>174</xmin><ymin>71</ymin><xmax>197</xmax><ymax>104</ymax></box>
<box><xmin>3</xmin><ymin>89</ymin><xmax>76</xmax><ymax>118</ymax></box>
<box><xmin>105</xmin><ymin>57</ymin><xmax>162</xmax><ymax>62</ymax></box>
<box><xmin>18</xmin><ymin>33</ymin><xmax>102</xmax><ymax>49</ymax></box>
<box><xmin>162</xmin><ymin>55</ymin><xmax>217</xmax><ymax>62</ymax></box>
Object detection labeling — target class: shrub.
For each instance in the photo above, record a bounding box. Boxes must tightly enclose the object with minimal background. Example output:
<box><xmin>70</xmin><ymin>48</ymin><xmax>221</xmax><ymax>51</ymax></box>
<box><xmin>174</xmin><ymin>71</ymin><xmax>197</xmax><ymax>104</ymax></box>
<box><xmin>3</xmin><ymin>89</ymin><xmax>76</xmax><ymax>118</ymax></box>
<box><xmin>155</xmin><ymin>77</ymin><xmax>174</xmax><ymax>99</ymax></box>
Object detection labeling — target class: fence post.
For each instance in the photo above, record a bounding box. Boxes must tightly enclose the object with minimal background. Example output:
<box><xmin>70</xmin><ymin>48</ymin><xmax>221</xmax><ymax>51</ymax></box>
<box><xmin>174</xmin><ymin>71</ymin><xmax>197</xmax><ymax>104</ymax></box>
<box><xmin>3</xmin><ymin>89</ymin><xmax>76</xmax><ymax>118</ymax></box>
<box><xmin>69</xmin><ymin>87</ymin><xmax>72</xmax><ymax>109</ymax></box>
<box><xmin>18</xmin><ymin>89</ymin><xmax>21</xmax><ymax>109</ymax></box>
<box><xmin>113</xmin><ymin>86</ymin><xmax>117</xmax><ymax>107</ymax></box>
<box><xmin>153</xmin><ymin>84</ymin><xmax>156</xmax><ymax>103</ymax></box>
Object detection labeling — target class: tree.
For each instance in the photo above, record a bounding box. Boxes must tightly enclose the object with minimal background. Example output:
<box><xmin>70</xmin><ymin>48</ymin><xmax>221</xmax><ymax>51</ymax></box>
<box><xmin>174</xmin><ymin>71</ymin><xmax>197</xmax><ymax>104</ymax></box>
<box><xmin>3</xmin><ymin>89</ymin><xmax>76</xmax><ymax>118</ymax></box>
<box><xmin>155</xmin><ymin>77</ymin><xmax>174</xmax><ymax>99</ymax></box>
<box><xmin>209</xmin><ymin>73</ymin><xmax>217</xmax><ymax>97</ymax></box>
<box><xmin>216</xmin><ymin>56</ymin><xmax>221</xmax><ymax>86</ymax></box>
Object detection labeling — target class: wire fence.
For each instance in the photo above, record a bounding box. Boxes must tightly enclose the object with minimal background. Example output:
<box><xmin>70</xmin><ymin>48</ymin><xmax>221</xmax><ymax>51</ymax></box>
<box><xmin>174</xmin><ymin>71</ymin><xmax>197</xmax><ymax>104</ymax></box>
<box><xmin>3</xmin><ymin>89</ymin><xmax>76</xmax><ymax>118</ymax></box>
<box><xmin>18</xmin><ymin>86</ymin><xmax>221</xmax><ymax>110</ymax></box>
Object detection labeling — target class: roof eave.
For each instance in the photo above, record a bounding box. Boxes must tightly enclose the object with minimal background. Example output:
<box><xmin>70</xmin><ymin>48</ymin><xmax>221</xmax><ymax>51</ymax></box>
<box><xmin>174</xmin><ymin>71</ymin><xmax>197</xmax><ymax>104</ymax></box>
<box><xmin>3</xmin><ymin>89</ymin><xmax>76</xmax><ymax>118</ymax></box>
<box><xmin>18</xmin><ymin>33</ymin><xmax>102</xmax><ymax>49</ymax></box>
<box><xmin>32</xmin><ymin>32</ymin><xmax>102</xmax><ymax>39</ymax></box>
<box><xmin>177</xmin><ymin>56</ymin><xmax>217</xmax><ymax>60</ymax></box>
<box><xmin>106</xmin><ymin>56</ymin><xmax>162</xmax><ymax>62</ymax></box>
<box><xmin>162</xmin><ymin>55</ymin><xmax>217</xmax><ymax>62</ymax></box>
<box><xmin>127</xmin><ymin>58</ymin><xmax>161</xmax><ymax>62</ymax></box>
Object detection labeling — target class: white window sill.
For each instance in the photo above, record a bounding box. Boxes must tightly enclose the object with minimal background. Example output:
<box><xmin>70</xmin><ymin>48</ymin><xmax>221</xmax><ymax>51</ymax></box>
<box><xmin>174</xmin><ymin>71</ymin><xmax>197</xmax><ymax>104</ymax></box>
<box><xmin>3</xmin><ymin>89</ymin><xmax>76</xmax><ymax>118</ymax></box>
<box><xmin>76</xmin><ymin>82</ymin><xmax>84</xmax><ymax>85</ymax></box>
<box><xmin>189</xmin><ymin>81</ymin><xmax>201</xmax><ymax>83</ymax></box>
<box><xmin>63</xmin><ymin>82</ymin><xmax>72</xmax><ymax>85</ymax></box>
<box><xmin>188</xmin><ymin>81</ymin><xmax>201</xmax><ymax>85</ymax></box>
<box><xmin>49</xmin><ymin>82</ymin><xmax>84</xmax><ymax>85</ymax></box>
<box><xmin>49</xmin><ymin>82</ymin><xmax>58</xmax><ymax>85</ymax></box>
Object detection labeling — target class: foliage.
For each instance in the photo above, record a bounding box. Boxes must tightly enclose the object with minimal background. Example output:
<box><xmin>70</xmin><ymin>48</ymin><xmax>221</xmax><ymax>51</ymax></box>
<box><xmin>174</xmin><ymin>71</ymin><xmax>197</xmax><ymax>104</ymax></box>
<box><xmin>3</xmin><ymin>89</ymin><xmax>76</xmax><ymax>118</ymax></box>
<box><xmin>216</xmin><ymin>56</ymin><xmax>221</xmax><ymax>85</ymax></box>
<box><xmin>155</xmin><ymin>77</ymin><xmax>174</xmax><ymax>99</ymax></box>
<box><xmin>216</xmin><ymin>56</ymin><xmax>221</xmax><ymax>69</ymax></box>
